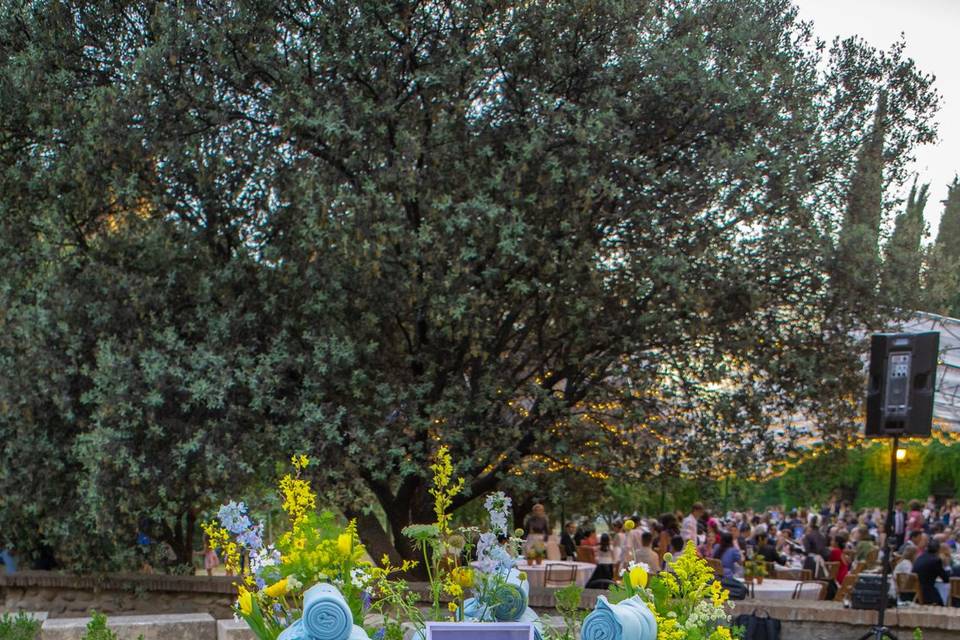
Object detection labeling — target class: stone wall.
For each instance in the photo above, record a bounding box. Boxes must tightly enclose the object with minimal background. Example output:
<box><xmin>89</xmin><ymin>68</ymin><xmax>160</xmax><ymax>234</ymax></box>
<box><xmin>0</xmin><ymin>571</ymin><xmax>236</xmax><ymax>619</ymax></box>
<box><xmin>4</xmin><ymin>573</ymin><xmax>960</xmax><ymax>639</ymax></box>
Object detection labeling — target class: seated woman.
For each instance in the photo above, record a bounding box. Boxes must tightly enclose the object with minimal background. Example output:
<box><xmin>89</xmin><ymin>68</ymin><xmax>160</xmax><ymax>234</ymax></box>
<box><xmin>755</xmin><ymin>533</ymin><xmax>785</xmax><ymax>565</ymax></box>
<box><xmin>892</xmin><ymin>545</ymin><xmax>918</xmax><ymax>602</ymax></box>
<box><xmin>589</xmin><ymin>533</ymin><xmax>616</xmax><ymax>586</ymax></box>
<box><xmin>713</xmin><ymin>531</ymin><xmax>742</xmax><ymax>580</ymax></box>
<box><xmin>828</xmin><ymin>532</ymin><xmax>850</xmax><ymax>585</ymax></box>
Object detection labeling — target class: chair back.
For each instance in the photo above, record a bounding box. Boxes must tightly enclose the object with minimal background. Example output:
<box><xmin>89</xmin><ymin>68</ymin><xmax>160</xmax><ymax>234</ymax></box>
<box><xmin>576</xmin><ymin>545</ymin><xmax>597</xmax><ymax>564</ymax></box>
<box><xmin>773</xmin><ymin>567</ymin><xmax>809</xmax><ymax>580</ymax></box>
<box><xmin>792</xmin><ymin>581</ymin><xmax>826</xmax><ymax>600</ymax></box>
<box><xmin>706</xmin><ymin>558</ymin><xmax>723</xmax><ymax>577</ymax></box>
<box><xmin>824</xmin><ymin>561</ymin><xmax>840</xmax><ymax>581</ymax></box>
<box><xmin>764</xmin><ymin>561</ymin><xmax>776</xmax><ymax>577</ymax></box>
<box><xmin>865</xmin><ymin>547</ymin><xmax>880</xmax><ymax>567</ymax></box>
<box><xmin>833</xmin><ymin>573</ymin><xmax>859</xmax><ymax>602</ymax></box>
<box><xmin>950</xmin><ymin>577</ymin><xmax>960</xmax><ymax>607</ymax></box>
<box><xmin>895</xmin><ymin>573</ymin><xmax>919</xmax><ymax>602</ymax></box>
<box><xmin>544</xmin><ymin>562</ymin><xmax>578</xmax><ymax>587</ymax></box>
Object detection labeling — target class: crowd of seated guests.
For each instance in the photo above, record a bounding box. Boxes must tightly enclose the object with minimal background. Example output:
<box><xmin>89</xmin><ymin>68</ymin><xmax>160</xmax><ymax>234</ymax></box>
<box><xmin>524</xmin><ymin>493</ymin><xmax>959</xmax><ymax>604</ymax></box>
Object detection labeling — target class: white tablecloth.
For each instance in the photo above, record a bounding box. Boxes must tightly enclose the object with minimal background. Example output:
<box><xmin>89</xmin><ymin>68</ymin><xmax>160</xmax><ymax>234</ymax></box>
<box><xmin>936</xmin><ymin>582</ymin><xmax>949</xmax><ymax>604</ymax></box>
<box><xmin>471</xmin><ymin>560</ymin><xmax>596</xmax><ymax>587</ymax></box>
<box><xmin>749</xmin><ymin>578</ymin><xmax>821</xmax><ymax>600</ymax></box>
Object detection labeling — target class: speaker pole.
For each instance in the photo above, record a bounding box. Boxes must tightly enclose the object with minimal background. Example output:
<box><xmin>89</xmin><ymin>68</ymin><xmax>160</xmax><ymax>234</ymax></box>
<box><xmin>857</xmin><ymin>436</ymin><xmax>900</xmax><ymax>640</ymax></box>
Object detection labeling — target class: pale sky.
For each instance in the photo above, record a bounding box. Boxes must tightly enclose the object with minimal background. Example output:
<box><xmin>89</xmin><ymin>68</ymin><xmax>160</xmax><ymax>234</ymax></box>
<box><xmin>794</xmin><ymin>0</ymin><xmax>959</xmax><ymax>236</ymax></box>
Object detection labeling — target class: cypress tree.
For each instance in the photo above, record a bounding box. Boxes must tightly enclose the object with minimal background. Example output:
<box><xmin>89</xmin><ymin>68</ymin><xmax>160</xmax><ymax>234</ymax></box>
<box><xmin>881</xmin><ymin>180</ymin><xmax>928</xmax><ymax>302</ymax></box>
<box><xmin>925</xmin><ymin>177</ymin><xmax>960</xmax><ymax>317</ymax></box>
<box><xmin>834</xmin><ymin>91</ymin><xmax>888</xmax><ymax>304</ymax></box>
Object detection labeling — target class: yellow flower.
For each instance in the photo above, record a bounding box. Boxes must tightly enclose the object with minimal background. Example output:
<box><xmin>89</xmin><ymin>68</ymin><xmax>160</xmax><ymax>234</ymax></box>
<box><xmin>623</xmin><ymin>519</ymin><xmax>636</xmax><ymax>531</ymax></box>
<box><xmin>264</xmin><ymin>577</ymin><xmax>289</xmax><ymax>598</ymax></box>
<box><xmin>517</xmin><ymin>571</ymin><xmax>527</xmax><ymax>582</ymax></box>
<box><xmin>628</xmin><ymin>565</ymin><xmax>648</xmax><ymax>589</ymax></box>
<box><xmin>448</xmin><ymin>601</ymin><xmax>459</xmax><ymax>613</ymax></box>
<box><xmin>292</xmin><ymin>454</ymin><xmax>310</xmax><ymax>471</ymax></box>
<box><xmin>337</xmin><ymin>533</ymin><xmax>352</xmax><ymax>556</ymax></box>
<box><xmin>447</xmin><ymin>583</ymin><xmax>463</xmax><ymax>598</ymax></box>
<box><xmin>708</xmin><ymin>627</ymin><xmax>733</xmax><ymax>640</ymax></box>
<box><xmin>238</xmin><ymin>588</ymin><xmax>253</xmax><ymax>616</ymax></box>
<box><xmin>451</xmin><ymin>566</ymin><xmax>474</xmax><ymax>588</ymax></box>
<box><xmin>428</xmin><ymin>445</ymin><xmax>464</xmax><ymax>535</ymax></box>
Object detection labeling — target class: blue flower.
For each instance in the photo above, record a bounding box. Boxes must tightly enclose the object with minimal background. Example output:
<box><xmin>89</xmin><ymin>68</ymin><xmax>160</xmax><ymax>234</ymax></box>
<box><xmin>374</xmin><ymin>628</ymin><xmax>386</xmax><ymax>640</ymax></box>
<box><xmin>217</xmin><ymin>501</ymin><xmax>252</xmax><ymax>535</ymax></box>
<box><xmin>237</xmin><ymin>522</ymin><xmax>264</xmax><ymax>551</ymax></box>
<box><xmin>361</xmin><ymin>590</ymin><xmax>372</xmax><ymax>611</ymax></box>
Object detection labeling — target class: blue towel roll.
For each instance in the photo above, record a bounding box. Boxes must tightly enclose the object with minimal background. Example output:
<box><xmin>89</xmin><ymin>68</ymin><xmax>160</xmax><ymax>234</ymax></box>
<box><xmin>581</xmin><ymin>596</ymin><xmax>656</xmax><ymax>640</ymax></box>
<box><xmin>490</xmin><ymin>569</ymin><xmax>529</xmax><ymax>621</ymax></box>
<box><xmin>278</xmin><ymin>583</ymin><xmax>367</xmax><ymax>640</ymax></box>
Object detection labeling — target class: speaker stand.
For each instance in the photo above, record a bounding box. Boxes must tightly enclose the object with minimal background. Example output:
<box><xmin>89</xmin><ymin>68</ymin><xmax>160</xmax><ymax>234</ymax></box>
<box><xmin>856</xmin><ymin>436</ymin><xmax>900</xmax><ymax>640</ymax></box>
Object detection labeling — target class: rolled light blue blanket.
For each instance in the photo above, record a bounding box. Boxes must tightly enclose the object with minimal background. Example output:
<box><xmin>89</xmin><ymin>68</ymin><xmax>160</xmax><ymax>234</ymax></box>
<box><xmin>461</xmin><ymin>568</ymin><xmax>529</xmax><ymax>622</ymax></box>
<box><xmin>279</xmin><ymin>583</ymin><xmax>370</xmax><ymax>640</ymax></box>
<box><xmin>491</xmin><ymin>568</ymin><xmax>529</xmax><ymax>621</ymax></box>
<box><xmin>581</xmin><ymin>596</ymin><xmax>657</xmax><ymax>640</ymax></box>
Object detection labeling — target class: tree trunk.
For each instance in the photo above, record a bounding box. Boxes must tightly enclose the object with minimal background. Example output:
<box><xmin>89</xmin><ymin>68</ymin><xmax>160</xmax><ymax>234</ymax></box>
<box><xmin>349</xmin><ymin>510</ymin><xmax>403</xmax><ymax>567</ymax></box>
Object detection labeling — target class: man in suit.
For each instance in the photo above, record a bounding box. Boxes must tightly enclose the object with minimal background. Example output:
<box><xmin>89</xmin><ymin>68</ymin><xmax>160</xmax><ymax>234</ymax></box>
<box><xmin>560</xmin><ymin>522</ymin><xmax>578</xmax><ymax>560</ymax></box>
<box><xmin>913</xmin><ymin>540</ymin><xmax>952</xmax><ymax>606</ymax></box>
<box><xmin>892</xmin><ymin>500</ymin><xmax>907</xmax><ymax>550</ymax></box>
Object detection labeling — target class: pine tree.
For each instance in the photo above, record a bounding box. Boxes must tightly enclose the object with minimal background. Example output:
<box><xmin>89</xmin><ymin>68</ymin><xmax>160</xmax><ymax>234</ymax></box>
<box><xmin>881</xmin><ymin>180</ymin><xmax>928</xmax><ymax>303</ymax></box>
<box><xmin>925</xmin><ymin>177</ymin><xmax>960</xmax><ymax>317</ymax></box>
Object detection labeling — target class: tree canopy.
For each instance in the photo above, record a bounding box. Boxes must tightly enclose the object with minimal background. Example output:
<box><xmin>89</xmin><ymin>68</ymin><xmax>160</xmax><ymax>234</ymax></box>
<box><xmin>0</xmin><ymin>0</ymin><xmax>940</xmax><ymax>568</ymax></box>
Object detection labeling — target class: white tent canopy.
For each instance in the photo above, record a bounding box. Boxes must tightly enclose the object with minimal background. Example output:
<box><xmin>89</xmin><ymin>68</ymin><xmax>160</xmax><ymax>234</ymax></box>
<box><xmin>897</xmin><ymin>311</ymin><xmax>960</xmax><ymax>432</ymax></box>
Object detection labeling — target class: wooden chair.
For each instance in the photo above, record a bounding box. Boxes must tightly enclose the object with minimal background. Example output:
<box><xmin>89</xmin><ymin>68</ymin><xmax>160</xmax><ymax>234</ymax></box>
<box><xmin>706</xmin><ymin>558</ymin><xmax>723</xmax><ymax>578</ymax></box>
<box><xmin>774</xmin><ymin>567</ymin><xmax>811</xmax><ymax>581</ymax></box>
<box><xmin>833</xmin><ymin>572</ymin><xmax>860</xmax><ymax>602</ymax></box>
<box><xmin>576</xmin><ymin>545</ymin><xmax>597</xmax><ymax>564</ymax></box>
<box><xmin>865</xmin><ymin>547</ymin><xmax>880</xmax><ymax>567</ymax></box>
<box><xmin>895</xmin><ymin>573</ymin><xmax>920</xmax><ymax>604</ymax></box>
<box><xmin>792</xmin><ymin>581</ymin><xmax>827</xmax><ymax>600</ymax></box>
<box><xmin>765</xmin><ymin>562</ymin><xmax>776</xmax><ymax>577</ymax></box>
<box><xmin>544</xmin><ymin>563</ymin><xmax>578</xmax><ymax>587</ymax></box>
<box><xmin>824</xmin><ymin>561</ymin><xmax>840</xmax><ymax>582</ymax></box>
<box><xmin>950</xmin><ymin>577</ymin><xmax>960</xmax><ymax>607</ymax></box>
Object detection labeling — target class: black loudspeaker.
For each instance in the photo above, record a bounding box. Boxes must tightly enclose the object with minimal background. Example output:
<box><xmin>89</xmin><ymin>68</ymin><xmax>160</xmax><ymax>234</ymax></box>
<box><xmin>851</xmin><ymin>574</ymin><xmax>894</xmax><ymax>610</ymax></box>
<box><xmin>865</xmin><ymin>332</ymin><xmax>939</xmax><ymax>438</ymax></box>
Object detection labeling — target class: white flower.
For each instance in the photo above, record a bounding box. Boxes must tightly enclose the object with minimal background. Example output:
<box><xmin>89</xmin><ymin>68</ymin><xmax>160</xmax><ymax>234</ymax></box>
<box><xmin>484</xmin><ymin>492</ymin><xmax>512</xmax><ymax>537</ymax></box>
<box><xmin>350</xmin><ymin>566</ymin><xmax>371</xmax><ymax>588</ymax></box>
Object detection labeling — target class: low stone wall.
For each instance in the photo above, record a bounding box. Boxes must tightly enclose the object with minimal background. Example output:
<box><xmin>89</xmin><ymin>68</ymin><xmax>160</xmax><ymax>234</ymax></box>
<box><xmin>729</xmin><ymin>599</ymin><xmax>960</xmax><ymax>640</ymax></box>
<box><xmin>0</xmin><ymin>571</ymin><xmax>235</xmax><ymax>619</ymax></box>
<box><xmin>42</xmin><ymin>613</ymin><xmax>216</xmax><ymax>640</ymax></box>
<box><xmin>5</xmin><ymin>573</ymin><xmax>960</xmax><ymax>639</ymax></box>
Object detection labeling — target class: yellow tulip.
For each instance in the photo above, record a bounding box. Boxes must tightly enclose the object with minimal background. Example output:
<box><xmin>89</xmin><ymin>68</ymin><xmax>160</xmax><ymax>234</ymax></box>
<box><xmin>238</xmin><ymin>588</ymin><xmax>254</xmax><ymax>616</ymax></box>
<box><xmin>623</xmin><ymin>520</ymin><xmax>636</xmax><ymax>532</ymax></box>
<box><xmin>264</xmin><ymin>577</ymin><xmax>288</xmax><ymax>598</ymax></box>
<box><xmin>452</xmin><ymin>567</ymin><xmax>474</xmax><ymax>588</ymax></box>
<box><xmin>337</xmin><ymin>533</ymin><xmax>352</xmax><ymax>556</ymax></box>
<box><xmin>629</xmin><ymin>565</ymin><xmax>648</xmax><ymax>589</ymax></box>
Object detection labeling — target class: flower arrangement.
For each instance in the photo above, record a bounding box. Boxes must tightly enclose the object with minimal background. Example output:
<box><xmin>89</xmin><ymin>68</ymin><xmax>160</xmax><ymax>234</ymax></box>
<box><xmin>401</xmin><ymin>446</ymin><xmax>537</xmax><ymax>635</ymax></box>
<box><xmin>203</xmin><ymin>455</ymin><xmax>413</xmax><ymax>640</ymax></box>
<box><xmin>743</xmin><ymin>557</ymin><xmax>766</xmax><ymax>584</ymax></box>
<box><xmin>612</xmin><ymin>542</ymin><xmax>734</xmax><ymax>640</ymax></box>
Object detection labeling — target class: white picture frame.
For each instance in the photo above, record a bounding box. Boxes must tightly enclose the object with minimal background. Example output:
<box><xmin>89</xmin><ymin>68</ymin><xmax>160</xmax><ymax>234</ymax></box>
<box><xmin>426</xmin><ymin>621</ymin><xmax>535</xmax><ymax>640</ymax></box>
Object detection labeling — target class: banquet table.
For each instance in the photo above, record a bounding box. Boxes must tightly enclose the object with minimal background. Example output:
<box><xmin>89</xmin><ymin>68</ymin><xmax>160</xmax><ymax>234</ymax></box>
<box><xmin>471</xmin><ymin>560</ymin><xmax>596</xmax><ymax>588</ymax></box>
<box><xmin>748</xmin><ymin>578</ymin><xmax>822</xmax><ymax>600</ymax></box>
